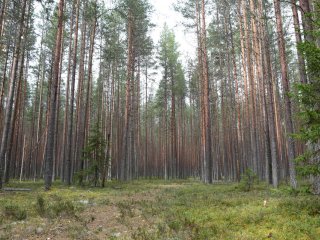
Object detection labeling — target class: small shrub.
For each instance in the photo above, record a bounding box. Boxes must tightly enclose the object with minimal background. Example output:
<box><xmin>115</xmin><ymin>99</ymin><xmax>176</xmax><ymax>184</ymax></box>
<box><xmin>239</xmin><ymin>168</ymin><xmax>257</xmax><ymax>191</ymax></box>
<box><xmin>193</xmin><ymin>226</ymin><xmax>218</xmax><ymax>240</ymax></box>
<box><xmin>279</xmin><ymin>198</ymin><xmax>320</xmax><ymax>216</ymax></box>
<box><xmin>244</xmin><ymin>211</ymin><xmax>265</xmax><ymax>224</ymax></box>
<box><xmin>132</xmin><ymin>227</ymin><xmax>157</xmax><ymax>240</ymax></box>
<box><xmin>117</xmin><ymin>201</ymin><xmax>134</xmax><ymax>219</ymax></box>
<box><xmin>167</xmin><ymin>219</ymin><xmax>182</xmax><ymax>231</ymax></box>
<box><xmin>36</xmin><ymin>195</ymin><xmax>46</xmax><ymax>216</ymax></box>
<box><xmin>34</xmin><ymin>193</ymin><xmax>83</xmax><ymax>219</ymax></box>
<box><xmin>278</xmin><ymin>184</ymin><xmax>313</xmax><ymax>197</ymax></box>
<box><xmin>50</xmin><ymin>200</ymin><xmax>76</xmax><ymax>217</ymax></box>
<box><xmin>98</xmin><ymin>198</ymin><xmax>111</xmax><ymax>205</ymax></box>
<box><xmin>3</xmin><ymin>204</ymin><xmax>27</xmax><ymax>220</ymax></box>
<box><xmin>0</xmin><ymin>233</ymin><xmax>10</xmax><ymax>240</ymax></box>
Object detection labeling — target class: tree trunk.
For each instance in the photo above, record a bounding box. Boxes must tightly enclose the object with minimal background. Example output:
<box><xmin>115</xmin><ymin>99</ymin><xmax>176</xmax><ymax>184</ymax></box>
<box><xmin>66</xmin><ymin>0</ymin><xmax>80</xmax><ymax>185</ymax></box>
<box><xmin>0</xmin><ymin>0</ymin><xmax>27</xmax><ymax>189</ymax></box>
<box><xmin>0</xmin><ymin>0</ymin><xmax>7</xmax><ymax>39</ymax></box>
<box><xmin>44</xmin><ymin>0</ymin><xmax>65</xmax><ymax>190</ymax></box>
<box><xmin>291</xmin><ymin>0</ymin><xmax>307</xmax><ymax>84</ymax></box>
<box><xmin>200</xmin><ymin>0</ymin><xmax>213</xmax><ymax>183</ymax></box>
<box><xmin>273</xmin><ymin>0</ymin><xmax>297</xmax><ymax>188</ymax></box>
<box><xmin>121</xmin><ymin>9</ymin><xmax>134</xmax><ymax>181</ymax></box>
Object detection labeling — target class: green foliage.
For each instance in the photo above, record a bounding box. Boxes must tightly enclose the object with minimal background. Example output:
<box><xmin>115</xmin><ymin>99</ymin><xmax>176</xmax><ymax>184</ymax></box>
<box><xmin>1</xmin><ymin>180</ymin><xmax>320</xmax><ymax>239</ymax></box>
<box><xmin>35</xmin><ymin>195</ymin><xmax>46</xmax><ymax>216</ymax></box>
<box><xmin>48</xmin><ymin>199</ymin><xmax>77</xmax><ymax>217</ymax></box>
<box><xmin>135</xmin><ymin>181</ymin><xmax>319</xmax><ymax>239</ymax></box>
<box><xmin>155</xmin><ymin>24</ymin><xmax>187</xmax><ymax>112</ymax></box>
<box><xmin>36</xmin><ymin>194</ymin><xmax>80</xmax><ymax>218</ymax></box>
<box><xmin>239</xmin><ymin>168</ymin><xmax>257</xmax><ymax>191</ymax></box>
<box><xmin>278</xmin><ymin>197</ymin><xmax>320</xmax><ymax>216</ymax></box>
<box><xmin>3</xmin><ymin>204</ymin><xmax>27</xmax><ymax>221</ymax></box>
<box><xmin>75</xmin><ymin>124</ymin><xmax>106</xmax><ymax>186</ymax></box>
<box><xmin>131</xmin><ymin>227</ymin><xmax>157</xmax><ymax>240</ymax></box>
<box><xmin>295</xmin><ymin>151</ymin><xmax>320</xmax><ymax>176</ymax></box>
<box><xmin>117</xmin><ymin>201</ymin><xmax>134</xmax><ymax>220</ymax></box>
<box><xmin>293</xmin><ymin>6</ymin><xmax>320</xmax><ymax>181</ymax></box>
<box><xmin>286</xmin><ymin>184</ymin><xmax>312</xmax><ymax>196</ymax></box>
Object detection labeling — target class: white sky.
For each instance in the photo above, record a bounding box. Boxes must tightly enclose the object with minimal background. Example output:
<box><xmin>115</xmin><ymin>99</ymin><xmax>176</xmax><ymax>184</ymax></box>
<box><xmin>151</xmin><ymin>0</ymin><xmax>197</xmax><ymax>61</ymax></box>
<box><xmin>34</xmin><ymin>0</ymin><xmax>197</xmax><ymax>60</ymax></box>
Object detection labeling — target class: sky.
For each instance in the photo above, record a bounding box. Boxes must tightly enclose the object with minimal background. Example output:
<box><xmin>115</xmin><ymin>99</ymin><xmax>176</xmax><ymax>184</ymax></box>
<box><xmin>151</xmin><ymin>0</ymin><xmax>197</xmax><ymax>61</ymax></box>
<box><xmin>103</xmin><ymin>0</ymin><xmax>197</xmax><ymax>61</ymax></box>
<box><xmin>34</xmin><ymin>0</ymin><xmax>197</xmax><ymax>61</ymax></box>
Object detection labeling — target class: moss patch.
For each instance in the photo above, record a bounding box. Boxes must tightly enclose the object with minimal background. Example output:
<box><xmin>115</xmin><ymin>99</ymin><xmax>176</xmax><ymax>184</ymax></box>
<box><xmin>0</xmin><ymin>180</ymin><xmax>319</xmax><ymax>239</ymax></box>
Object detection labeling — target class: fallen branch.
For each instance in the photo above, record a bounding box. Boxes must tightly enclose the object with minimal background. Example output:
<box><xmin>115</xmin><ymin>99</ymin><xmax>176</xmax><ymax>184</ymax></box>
<box><xmin>3</xmin><ymin>188</ymin><xmax>32</xmax><ymax>192</ymax></box>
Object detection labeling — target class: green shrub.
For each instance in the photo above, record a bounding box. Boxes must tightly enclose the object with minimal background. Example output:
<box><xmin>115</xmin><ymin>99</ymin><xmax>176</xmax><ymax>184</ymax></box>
<box><xmin>167</xmin><ymin>219</ymin><xmax>182</xmax><ymax>231</ymax></box>
<box><xmin>35</xmin><ymin>194</ymin><xmax>80</xmax><ymax>218</ymax></box>
<box><xmin>132</xmin><ymin>227</ymin><xmax>157</xmax><ymax>240</ymax></box>
<box><xmin>279</xmin><ymin>198</ymin><xmax>320</xmax><ymax>216</ymax></box>
<box><xmin>117</xmin><ymin>201</ymin><xmax>134</xmax><ymax>219</ymax></box>
<box><xmin>36</xmin><ymin>195</ymin><xmax>46</xmax><ymax>216</ymax></box>
<box><xmin>49</xmin><ymin>199</ymin><xmax>77</xmax><ymax>217</ymax></box>
<box><xmin>3</xmin><ymin>204</ymin><xmax>27</xmax><ymax>220</ymax></box>
<box><xmin>239</xmin><ymin>168</ymin><xmax>257</xmax><ymax>191</ymax></box>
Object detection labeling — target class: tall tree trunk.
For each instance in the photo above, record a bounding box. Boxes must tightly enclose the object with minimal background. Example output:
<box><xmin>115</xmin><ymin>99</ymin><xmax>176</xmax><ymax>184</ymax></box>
<box><xmin>66</xmin><ymin>0</ymin><xmax>80</xmax><ymax>185</ymax></box>
<box><xmin>44</xmin><ymin>0</ymin><xmax>65</xmax><ymax>190</ymax></box>
<box><xmin>171</xmin><ymin>68</ymin><xmax>177</xmax><ymax>178</ymax></box>
<box><xmin>61</xmin><ymin>0</ymin><xmax>75</xmax><ymax>182</ymax></box>
<box><xmin>273</xmin><ymin>0</ymin><xmax>297</xmax><ymax>188</ymax></box>
<box><xmin>84</xmin><ymin>2</ymin><xmax>97</xmax><ymax>158</ymax></box>
<box><xmin>200</xmin><ymin>0</ymin><xmax>213</xmax><ymax>183</ymax></box>
<box><xmin>291</xmin><ymin>0</ymin><xmax>307</xmax><ymax>83</ymax></box>
<box><xmin>229</xmin><ymin>12</ymin><xmax>241</xmax><ymax>181</ymax></box>
<box><xmin>144</xmin><ymin>61</ymin><xmax>148</xmax><ymax>178</ymax></box>
<box><xmin>0</xmin><ymin>39</ymin><xmax>10</xmax><ymax>127</ymax></box>
<box><xmin>121</xmin><ymin>9</ymin><xmax>134</xmax><ymax>181</ymax></box>
<box><xmin>0</xmin><ymin>0</ymin><xmax>27</xmax><ymax>189</ymax></box>
<box><xmin>298</xmin><ymin>0</ymin><xmax>314</xmax><ymax>43</ymax></box>
<box><xmin>5</xmin><ymin>42</ymin><xmax>27</xmax><ymax>183</ymax></box>
<box><xmin>0</xmin><ymin>0</ymin><xmax>7</xmax><ymax>40</ymax></box>
<box><xmin>263</xmin><ymin>32</ymin><xmax>278</xmax><ymax>186</ymax></box>
<box><xmin>74</xmin><ymin>1</ymin><xmax>88</xmax><ymax>184</ymax></box>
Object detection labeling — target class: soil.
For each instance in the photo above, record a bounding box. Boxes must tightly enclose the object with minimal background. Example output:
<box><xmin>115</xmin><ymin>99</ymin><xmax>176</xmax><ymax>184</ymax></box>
<box><xmin>0</xmin><ymin>186</ymin><xmax>170</xmax><ymax>240</ymax></box>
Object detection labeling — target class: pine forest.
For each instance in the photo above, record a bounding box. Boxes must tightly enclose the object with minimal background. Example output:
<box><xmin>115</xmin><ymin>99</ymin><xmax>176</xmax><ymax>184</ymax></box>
<box><xmin>0</xmin><ymin>0</ymin><xmax>319</xmax><ymax>239</ymax></box>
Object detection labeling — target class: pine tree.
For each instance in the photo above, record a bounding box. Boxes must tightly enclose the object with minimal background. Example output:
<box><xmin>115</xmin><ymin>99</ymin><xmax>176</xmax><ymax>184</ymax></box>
<box><xmin>293</xmin><ymin>4</ymin><xmax>320</xmax><ymax>194</ymax></box>
<box><xmin>75</xmin><ymin>124</ymin><xmax>106</xmax><ymax>187</ymax></box>
<box><xmin>44</xmin><ymin>0</ymin><xmax>65</xmax><ymax>190</ymax></box>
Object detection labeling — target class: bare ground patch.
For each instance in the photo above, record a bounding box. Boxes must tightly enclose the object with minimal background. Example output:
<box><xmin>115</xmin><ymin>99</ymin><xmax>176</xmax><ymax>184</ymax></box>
<box><xmin>0</xmin><ymin>183</ymin><xmax>180</xmax><ymax>240</ymax></box>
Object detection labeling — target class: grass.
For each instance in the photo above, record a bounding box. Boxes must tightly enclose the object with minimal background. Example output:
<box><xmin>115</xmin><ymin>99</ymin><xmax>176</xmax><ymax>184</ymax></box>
<box><xmin>0</xmin><ymin>179</ymin><xmax>319</xmax><ymax>239</ymax></box>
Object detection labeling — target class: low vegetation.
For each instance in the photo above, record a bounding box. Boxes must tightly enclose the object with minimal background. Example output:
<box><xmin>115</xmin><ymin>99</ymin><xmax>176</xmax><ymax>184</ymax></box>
<box><xmin>0</xmin><ymin>180</ymin><xmax>319</xmax><ymax>239</ymax></box>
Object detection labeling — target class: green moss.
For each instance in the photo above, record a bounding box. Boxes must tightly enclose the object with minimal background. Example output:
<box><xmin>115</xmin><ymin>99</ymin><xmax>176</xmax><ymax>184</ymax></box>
<box><xmin>1</xmin><ymin>179</ymin><xmax>319</xmax><ymax>239</ymax></box>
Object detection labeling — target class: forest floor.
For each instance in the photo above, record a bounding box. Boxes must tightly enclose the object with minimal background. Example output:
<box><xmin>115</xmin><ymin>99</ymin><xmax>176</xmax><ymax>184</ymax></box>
<box><xmin>0</xmin><ymin>179</ymin><xmax>319</xmax><ymax>240</ymax></box>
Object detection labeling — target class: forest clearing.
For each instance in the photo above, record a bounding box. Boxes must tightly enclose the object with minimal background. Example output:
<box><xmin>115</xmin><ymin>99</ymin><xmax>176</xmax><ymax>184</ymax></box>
<box><xmin>0</xmin><ymin>180</ymin><xmax>319</xmax><ymax>240</ymax></box>
<box><xmin>0</xmin><ymin>180</ymin><xmax>320</xmax><ymax>240</ymax></box>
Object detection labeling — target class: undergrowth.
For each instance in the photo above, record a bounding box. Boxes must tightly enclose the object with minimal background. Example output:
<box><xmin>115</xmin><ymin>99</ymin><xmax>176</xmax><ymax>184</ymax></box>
<box><xmin>0</xmin><ymin>179</ymin><xmax>319</xmax><ymax>239</ymax></box>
